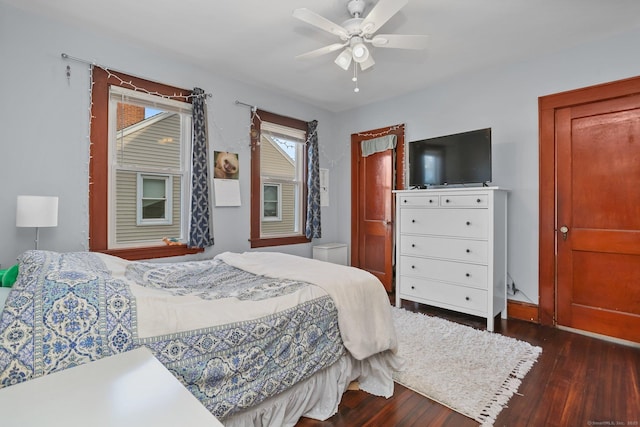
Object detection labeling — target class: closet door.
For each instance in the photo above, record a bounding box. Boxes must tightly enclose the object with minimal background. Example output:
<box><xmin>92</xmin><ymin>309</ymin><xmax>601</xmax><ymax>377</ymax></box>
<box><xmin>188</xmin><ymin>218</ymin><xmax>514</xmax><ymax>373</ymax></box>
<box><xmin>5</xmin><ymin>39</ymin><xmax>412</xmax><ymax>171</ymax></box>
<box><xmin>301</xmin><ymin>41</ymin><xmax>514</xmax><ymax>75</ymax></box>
<box><xmin>551</xmin><ymin>88</ymin><xmax>640</xmax><ymax>343</ymax></box>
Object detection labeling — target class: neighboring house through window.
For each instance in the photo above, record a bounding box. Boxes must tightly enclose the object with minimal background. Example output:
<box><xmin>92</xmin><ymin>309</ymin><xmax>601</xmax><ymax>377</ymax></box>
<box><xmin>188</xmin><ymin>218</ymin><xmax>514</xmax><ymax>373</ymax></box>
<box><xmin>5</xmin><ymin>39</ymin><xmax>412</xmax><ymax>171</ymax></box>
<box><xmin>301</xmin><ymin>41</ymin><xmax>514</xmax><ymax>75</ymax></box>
<box><xmin>250</xmin><ymin>110</ymin><xmax>309</xmax><ymax>248</ymax></box>
<box><xmin>109</xmin><ymin>86</ymin><xmax>190</xmax><ymax>249</ymax></box>
<box><xmin>90</xmin><ymin>68</ymin><xmax>202</xmax><ymax>259</ymax></box>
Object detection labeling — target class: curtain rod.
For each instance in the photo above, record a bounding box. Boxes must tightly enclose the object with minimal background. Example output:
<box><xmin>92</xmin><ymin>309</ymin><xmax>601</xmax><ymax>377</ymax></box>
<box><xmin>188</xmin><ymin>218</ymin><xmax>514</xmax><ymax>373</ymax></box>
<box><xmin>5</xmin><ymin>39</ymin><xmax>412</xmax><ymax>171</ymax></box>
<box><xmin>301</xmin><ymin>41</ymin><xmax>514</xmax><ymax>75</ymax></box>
<box><xmin>235</xmin><ymin>100</ymin><xmax>257</xmax><ymax>111</ymax></box>
<box><xmin>61</xmin><ymin>53</ymin><xmax>212</xmax><ymax>98</ymax></box>
<box><xmin>235</xmin><ymin>101</ymin><xmax>311</xmax><ymax>124</ymax></box>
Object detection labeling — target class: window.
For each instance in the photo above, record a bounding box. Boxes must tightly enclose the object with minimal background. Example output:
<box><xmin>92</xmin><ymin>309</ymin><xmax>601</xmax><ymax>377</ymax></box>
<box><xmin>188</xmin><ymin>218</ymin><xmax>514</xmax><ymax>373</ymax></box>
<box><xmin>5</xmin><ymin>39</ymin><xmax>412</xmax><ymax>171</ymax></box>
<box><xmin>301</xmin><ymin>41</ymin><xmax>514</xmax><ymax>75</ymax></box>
<box><xmin>262</xmin><ymin>183</ymin><xmax>281</xmax><ymax>221</ymax></box>
<box><xmin>250</xmin><ymin>110</ymin><xmax>309</xmax><ymax>247</ymax></box>
<box><xmin>137</xmin><ymin>174</ymin><xmax>172</xmax><ymax>225</ymax></box>
<box><xmin>109</xmin><ymin>86</ymin><xmax>190</xmax><ymax>249</ymax></box>
<box><xmin>90</xmin><ymin>68</ymin><xmax>202</xmax><ymax>259</ymax></box>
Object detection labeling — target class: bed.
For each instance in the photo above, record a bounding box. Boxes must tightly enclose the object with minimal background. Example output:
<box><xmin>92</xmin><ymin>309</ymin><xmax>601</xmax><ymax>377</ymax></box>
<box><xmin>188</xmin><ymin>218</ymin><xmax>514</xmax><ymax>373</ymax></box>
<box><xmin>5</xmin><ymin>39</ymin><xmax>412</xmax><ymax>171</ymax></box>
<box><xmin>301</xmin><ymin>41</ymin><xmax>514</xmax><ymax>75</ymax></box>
<box><xmin>0</xmin><ymin>250</ymin><xmax>400</xmax><ymax>426</ymax></box>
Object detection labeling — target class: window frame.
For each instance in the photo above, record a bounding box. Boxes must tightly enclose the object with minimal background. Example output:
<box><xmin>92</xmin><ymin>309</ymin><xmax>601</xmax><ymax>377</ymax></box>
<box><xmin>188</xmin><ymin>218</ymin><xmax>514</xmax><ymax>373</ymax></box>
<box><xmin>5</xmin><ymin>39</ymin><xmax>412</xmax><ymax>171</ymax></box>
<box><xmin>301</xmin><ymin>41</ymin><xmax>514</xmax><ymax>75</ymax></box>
<box><xmin>90</xmin><ymin>67</ymin><xmax>202</xmax><ymax>260</ymax></box>
<box><xmin>250</xmin><ymin>109</ymin><xmax>310</xmax><ymax>248</ymax></box>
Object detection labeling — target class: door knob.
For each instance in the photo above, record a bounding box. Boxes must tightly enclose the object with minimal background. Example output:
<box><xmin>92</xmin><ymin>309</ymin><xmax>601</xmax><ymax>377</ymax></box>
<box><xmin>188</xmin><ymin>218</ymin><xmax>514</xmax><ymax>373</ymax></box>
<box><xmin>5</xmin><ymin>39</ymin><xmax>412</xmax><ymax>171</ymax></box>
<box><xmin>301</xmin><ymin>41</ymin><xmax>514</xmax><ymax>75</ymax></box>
<box><xmin>560</xmin><ymin>225</ymin><xmax>569</xmax><ymax>241</ymax></box>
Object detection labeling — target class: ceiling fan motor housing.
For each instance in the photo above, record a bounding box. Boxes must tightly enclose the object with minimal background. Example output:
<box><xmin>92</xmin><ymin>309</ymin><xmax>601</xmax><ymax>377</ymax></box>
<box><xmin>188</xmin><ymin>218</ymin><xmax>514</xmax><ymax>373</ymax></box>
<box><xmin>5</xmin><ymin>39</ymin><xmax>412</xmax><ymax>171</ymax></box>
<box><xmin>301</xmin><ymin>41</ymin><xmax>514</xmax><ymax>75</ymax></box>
<box><xmin>347</xmin><ymin>0</ymin><xmax>366</xmax><ymax>18</ymax></box>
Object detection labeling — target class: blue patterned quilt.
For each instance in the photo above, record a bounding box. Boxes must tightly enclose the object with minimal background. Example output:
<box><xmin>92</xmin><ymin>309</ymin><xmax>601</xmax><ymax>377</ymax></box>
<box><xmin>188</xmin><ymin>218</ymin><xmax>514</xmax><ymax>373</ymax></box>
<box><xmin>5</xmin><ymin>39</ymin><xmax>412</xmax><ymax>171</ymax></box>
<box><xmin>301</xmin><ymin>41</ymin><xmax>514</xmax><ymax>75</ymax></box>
<box><xmin>0</xmin><ymin>251</ymin><xmax>345</xmax><ymax>419</ymax></box>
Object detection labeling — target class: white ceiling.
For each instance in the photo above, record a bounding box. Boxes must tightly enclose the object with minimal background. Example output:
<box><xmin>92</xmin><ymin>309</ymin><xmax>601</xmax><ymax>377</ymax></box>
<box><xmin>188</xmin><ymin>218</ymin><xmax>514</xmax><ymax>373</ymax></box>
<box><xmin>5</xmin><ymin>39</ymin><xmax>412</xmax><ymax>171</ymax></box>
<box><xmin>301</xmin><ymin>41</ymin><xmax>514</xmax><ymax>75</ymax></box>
<box><xmin>6</xmin><ymin>0</ymin><xmax>640</xmax><ymax>112</ymax></box>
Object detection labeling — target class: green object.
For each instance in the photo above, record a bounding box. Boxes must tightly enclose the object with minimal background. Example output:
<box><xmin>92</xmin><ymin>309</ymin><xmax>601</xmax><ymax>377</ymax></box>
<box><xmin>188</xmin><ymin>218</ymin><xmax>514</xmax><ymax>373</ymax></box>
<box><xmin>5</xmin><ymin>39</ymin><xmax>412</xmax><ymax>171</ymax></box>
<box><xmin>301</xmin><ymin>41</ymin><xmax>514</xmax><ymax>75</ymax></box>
<box><xmin>1</xmin><ymin>264</ymin><xmax>19</xmax><ymax>287</ymax></box>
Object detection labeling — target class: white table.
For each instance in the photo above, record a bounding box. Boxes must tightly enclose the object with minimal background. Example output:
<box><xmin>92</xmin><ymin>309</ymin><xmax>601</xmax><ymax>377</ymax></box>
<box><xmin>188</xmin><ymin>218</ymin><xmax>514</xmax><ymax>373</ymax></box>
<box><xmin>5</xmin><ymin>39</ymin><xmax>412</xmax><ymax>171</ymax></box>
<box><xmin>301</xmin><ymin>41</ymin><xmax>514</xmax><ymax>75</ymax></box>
<box><xmin>0</xmin><ymin>347</ymin><xmax>224</xmax><ymax>426</ymax></box>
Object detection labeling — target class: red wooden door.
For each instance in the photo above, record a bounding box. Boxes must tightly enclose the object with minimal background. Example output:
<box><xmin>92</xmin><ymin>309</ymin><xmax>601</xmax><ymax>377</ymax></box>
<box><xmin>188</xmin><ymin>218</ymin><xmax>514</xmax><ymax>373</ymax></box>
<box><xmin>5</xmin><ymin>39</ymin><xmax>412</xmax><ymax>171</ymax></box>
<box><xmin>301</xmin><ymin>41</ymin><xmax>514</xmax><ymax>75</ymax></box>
<box><xmin>351</xmin><ymin>125</ymin><xmax>405</xmax><ymax>292</ymax></box>
<box><xmin>555</xmin><ymin>94</ymin><xmax>640</xmax><ymax>343</ymax></box>
<box><xmin>356</xmin><ymin>147</ymin><xmax>393</xmax><ymax>289</ymax></box>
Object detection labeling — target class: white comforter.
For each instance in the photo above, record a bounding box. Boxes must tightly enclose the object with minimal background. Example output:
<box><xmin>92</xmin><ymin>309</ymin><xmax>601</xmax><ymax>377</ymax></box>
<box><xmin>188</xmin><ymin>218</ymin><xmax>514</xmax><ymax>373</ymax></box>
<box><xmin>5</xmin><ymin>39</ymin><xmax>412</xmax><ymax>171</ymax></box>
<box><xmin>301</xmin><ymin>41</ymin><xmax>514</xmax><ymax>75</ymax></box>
<box><xmin>217</xmin><ymin>251</ymin><xmax>397</xmax><ymax>360</ymax></box>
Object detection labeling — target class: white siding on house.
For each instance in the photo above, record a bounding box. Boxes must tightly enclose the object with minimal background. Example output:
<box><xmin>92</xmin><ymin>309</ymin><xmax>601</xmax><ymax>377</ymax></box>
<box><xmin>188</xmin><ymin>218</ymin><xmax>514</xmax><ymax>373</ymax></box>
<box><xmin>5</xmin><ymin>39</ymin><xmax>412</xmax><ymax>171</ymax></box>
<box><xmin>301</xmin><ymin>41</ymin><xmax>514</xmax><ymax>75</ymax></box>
<box><xmin>116</xmin><ymin>113</ymin><xmax>181</xmax><ymax>169</ymax></box>
<box><xmin>115</xmin><ymin>170</ymin><xmax>182</xmax><ymax>244</ymax></box>
<box><xmin>260</xmin><ymin>135</ymin><xmax>299</xmax><ymax>236</ymax></box>
<box><xmin>113</xmin><ymin>109</ymin><xmax>185</xmax><ymax>245</ymax></box>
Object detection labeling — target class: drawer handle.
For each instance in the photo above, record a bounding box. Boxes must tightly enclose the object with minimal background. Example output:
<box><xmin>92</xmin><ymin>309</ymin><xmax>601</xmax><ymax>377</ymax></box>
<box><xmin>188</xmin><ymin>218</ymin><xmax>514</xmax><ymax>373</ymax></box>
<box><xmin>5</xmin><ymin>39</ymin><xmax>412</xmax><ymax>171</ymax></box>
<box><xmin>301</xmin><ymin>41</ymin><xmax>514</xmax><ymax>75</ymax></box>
<box><xmin>412</xmin><ymin>219</ymin><xmax>416</xmax><ymax>223</ymax></box>
<box><xmin>411</xmin><ymin>265</ymin><xmax>416</xmax><ymax>269</ymax></box>
<box><xmin>411</xmin><ymin>244</ymin><xmax>415</xmax><ymax>248</ymax></box>
<box><xmin>429</xmin><ymin>199</ymin><xmax>433</xmax><ymax>203</ymax></box>
<box><xmin>465</xmin><ymin>296</ymin><xmax>470</xmax><ymax>301</ymax></box>
<box><xmin>466</xmin><ymin>249</ymin><xmax>471</xmax><ymax>253</ymax></box>
<box><xmin>466</xmin><ymin>273</ymin><xmax>470</xmax><ymax>277</ymax></box>
<box><xmin>403</xmin><ymin>199</ymin><xmax>408</xmax><ymax>203</ymax></box>
<box><xmin>477</xmin><ymin>198</ymin><xmax>481</xmax><ymax>203</ymax></box>
<box><xmin>411</xmin><ymin>285</ymin><xmax>415</xmax><ymax>290</ymax></box>
<box><xmin>445</xmin><ymin>199</ymin><xmax>450</xmax><ymax>203</ymax></box>
<box><xmin>466</xmin><ymin>221</ymin><xmax>471</xmax><ymax>226</ymax></box>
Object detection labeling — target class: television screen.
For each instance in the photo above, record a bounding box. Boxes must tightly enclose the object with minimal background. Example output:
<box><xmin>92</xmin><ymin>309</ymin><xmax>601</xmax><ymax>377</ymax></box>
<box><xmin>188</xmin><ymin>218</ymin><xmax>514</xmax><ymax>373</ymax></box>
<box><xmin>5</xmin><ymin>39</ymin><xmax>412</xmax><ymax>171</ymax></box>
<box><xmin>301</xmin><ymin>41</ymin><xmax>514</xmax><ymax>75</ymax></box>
<box><xmin>408</xmin><ymin>128</ymin><xmax>491</xmax><ymax>188</ymax></box>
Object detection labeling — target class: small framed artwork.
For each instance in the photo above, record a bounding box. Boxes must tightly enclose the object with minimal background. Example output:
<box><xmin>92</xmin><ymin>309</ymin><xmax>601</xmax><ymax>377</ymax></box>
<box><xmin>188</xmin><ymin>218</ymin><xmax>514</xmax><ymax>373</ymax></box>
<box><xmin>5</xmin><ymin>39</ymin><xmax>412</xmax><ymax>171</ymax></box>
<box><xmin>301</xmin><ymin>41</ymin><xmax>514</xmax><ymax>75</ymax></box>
<box><xmin>213</xmin><ymin>151</ymin><xmax>239</xmax><ymax>180</ymax></box>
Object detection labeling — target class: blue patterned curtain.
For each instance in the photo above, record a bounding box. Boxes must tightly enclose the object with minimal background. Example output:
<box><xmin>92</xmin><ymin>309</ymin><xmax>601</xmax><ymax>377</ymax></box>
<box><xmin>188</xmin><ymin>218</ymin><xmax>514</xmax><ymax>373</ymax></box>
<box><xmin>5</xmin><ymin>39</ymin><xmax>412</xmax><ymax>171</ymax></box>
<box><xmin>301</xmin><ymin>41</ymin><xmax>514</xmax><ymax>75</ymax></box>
<box><xmin>305</xmin><ymin>120</ymin><xmax>321</xmax><ymax>239</ymax></box>
<box><xmin>188</xmin><ymin>88</ymin><xmax>214</xmax><ymax>248</ymax></box>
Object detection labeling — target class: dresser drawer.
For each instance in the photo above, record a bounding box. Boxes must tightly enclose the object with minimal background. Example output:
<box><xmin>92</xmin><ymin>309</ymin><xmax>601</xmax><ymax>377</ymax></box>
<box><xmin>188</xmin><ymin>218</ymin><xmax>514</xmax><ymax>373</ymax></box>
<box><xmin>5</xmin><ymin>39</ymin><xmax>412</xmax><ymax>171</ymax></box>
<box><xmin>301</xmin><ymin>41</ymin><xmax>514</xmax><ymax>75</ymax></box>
<box><xmin>400</xmin><ymin>208</ymin><xmax>488</xmax><ymax>238</ymax></box>
<box><xmin>400</xmin><ymin>276</ymin><xmax>488</xmax><ymax>313</ymax></box>
<box><xmin>400</xmin><ymin>255</ymin><xmax>488</xmax><ymax>289</ymax></box>
<box><xmin>398</xmin><ymin>195</ymin><xmax>439</xmax><ymax>207</ymax></box>
<box><xmin>400</xmin><ymin>235</ymin><xmax>488</xmax><ymax>264</ymax></box>
<box><xmin>440</xmin><ymin>194</ymin><xmax>488</xmax><ymax>207</ymax></box>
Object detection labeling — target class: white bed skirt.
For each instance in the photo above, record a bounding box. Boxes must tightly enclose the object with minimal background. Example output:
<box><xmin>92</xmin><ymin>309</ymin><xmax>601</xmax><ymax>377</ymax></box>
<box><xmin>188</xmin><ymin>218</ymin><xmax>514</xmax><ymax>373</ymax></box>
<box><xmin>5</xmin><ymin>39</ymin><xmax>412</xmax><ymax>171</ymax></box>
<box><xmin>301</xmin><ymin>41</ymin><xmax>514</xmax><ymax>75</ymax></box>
<box><xmin>223</xmin><ymin>349</ymin><xmax>400</xmax><ymax>427</ymax></box>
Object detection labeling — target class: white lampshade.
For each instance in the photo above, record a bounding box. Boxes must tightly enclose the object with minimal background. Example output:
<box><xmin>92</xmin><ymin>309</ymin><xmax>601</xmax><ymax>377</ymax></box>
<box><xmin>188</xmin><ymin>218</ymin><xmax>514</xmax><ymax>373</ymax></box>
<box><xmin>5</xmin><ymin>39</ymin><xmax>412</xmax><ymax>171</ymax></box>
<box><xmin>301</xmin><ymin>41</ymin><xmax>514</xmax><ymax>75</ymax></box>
<box><xmin>334</xmin><ymin>48</ymin><xmax>353</xmax><ymax>71</ymax></box>
<box><xmin>16</xmin><ymin>196</ymin><xmax>59</xmax><ymax>228</ymax></box>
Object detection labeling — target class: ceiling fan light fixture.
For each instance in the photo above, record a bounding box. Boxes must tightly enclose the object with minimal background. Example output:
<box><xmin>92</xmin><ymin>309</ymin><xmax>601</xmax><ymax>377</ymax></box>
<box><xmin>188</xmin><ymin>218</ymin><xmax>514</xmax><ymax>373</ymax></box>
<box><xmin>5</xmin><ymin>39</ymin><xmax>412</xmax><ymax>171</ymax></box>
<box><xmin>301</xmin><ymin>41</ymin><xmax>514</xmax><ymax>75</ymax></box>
<box><xmin>351</xmin><ymin>37</ymin><xmax>370</xmax><ymax>63</ymax></box>
<box><xmin>359</xmin><ymin>54</ymin><xmax>375</xmax><ymax>71</ymax></box>
<box><xmin>334</xmin><ymin>48</ymin><xmax>353</xmax><ymax>70</ymax></box>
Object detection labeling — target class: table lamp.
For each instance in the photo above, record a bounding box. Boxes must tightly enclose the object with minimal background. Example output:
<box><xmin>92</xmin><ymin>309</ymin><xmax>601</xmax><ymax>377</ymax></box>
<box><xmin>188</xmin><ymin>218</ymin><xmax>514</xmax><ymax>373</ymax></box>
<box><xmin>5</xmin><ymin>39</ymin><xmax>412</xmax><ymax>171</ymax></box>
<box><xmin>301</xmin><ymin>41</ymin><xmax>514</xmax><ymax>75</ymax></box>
<box><xmin>16</xmin><ymin>195</ymin><xmax>59</xmax><ymax>250</ymax></box>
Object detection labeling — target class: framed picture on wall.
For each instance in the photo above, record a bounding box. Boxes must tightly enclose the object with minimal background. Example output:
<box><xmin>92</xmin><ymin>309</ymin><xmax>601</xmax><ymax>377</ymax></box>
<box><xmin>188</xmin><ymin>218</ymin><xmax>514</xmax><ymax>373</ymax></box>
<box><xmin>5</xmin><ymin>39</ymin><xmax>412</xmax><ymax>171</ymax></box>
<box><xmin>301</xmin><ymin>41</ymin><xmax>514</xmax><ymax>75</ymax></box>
<box><xmin>213</xmin><ymin>151</ymin><xmax>239</xmax><ymax>180</ymax></box>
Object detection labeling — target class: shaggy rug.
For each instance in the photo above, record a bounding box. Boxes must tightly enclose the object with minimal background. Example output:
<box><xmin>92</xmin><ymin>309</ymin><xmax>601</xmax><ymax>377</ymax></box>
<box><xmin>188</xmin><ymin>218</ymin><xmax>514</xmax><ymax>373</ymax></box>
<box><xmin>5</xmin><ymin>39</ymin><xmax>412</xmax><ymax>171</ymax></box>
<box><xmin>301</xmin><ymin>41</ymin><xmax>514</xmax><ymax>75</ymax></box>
<box><xmin>391</xmin><ymin>307</ymin><xmax>542</xmax><ymax>426</ymax></box>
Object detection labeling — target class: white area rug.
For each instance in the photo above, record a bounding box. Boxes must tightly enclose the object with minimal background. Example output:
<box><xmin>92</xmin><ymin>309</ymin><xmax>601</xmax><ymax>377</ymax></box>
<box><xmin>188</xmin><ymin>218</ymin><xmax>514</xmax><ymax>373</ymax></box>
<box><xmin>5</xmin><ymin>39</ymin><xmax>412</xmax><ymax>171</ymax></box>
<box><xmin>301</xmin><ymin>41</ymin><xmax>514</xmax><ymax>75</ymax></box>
<box><xmin>391</xmin><ymin>307</ymin><xmax>542</xmax><ymax>426</ymax></box>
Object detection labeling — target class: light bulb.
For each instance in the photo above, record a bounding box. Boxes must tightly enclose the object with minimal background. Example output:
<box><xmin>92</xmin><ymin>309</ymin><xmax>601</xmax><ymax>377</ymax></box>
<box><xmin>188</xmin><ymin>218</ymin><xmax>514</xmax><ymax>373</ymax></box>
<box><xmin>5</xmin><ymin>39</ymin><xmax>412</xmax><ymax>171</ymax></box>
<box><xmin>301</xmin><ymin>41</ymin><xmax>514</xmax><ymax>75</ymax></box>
<box><xmin>350</xmin><ymin>36</ymin><xmax>370</xmax><ymax>63</ymax></box>
<box><xmin>352</xmin><ymin>43</ymin><xmax>369</xmax><ymax>63</ymax></box>
<box><xmin>354</xmin><ymin>87</ymin><xmax>360</xmax><ymax>93</ymax></box>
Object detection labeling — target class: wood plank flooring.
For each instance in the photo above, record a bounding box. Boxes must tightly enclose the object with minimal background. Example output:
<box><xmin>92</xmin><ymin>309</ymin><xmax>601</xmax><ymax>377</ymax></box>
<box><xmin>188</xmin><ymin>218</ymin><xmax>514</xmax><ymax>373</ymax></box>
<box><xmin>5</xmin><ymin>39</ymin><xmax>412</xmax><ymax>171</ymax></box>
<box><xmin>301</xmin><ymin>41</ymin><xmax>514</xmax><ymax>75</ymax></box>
<box><xmin>296</xmin><ymin>300</ymin><xmax>640</xmax><ymax>427</ymax></box>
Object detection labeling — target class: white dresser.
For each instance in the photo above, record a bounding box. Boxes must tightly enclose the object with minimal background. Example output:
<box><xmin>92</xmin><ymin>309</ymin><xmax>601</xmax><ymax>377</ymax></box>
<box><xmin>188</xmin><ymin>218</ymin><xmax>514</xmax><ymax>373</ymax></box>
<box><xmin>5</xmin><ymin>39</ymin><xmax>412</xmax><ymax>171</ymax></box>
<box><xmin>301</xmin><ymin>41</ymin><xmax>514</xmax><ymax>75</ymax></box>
<box><xmin>394</xmin><ymin>187</ymin><xmax>508</xmax><ymax>331</ymax></box>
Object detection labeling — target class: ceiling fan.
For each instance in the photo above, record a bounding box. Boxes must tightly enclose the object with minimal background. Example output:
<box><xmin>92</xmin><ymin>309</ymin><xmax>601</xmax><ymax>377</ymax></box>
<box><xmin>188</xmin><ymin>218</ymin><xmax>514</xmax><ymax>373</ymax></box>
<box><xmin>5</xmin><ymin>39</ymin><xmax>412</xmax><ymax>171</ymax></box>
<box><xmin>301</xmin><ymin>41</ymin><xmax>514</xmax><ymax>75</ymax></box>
<box><xmin>293</xmin><ymin>0</ymin><xmax>428</xmax><ymax>74</ymax></box>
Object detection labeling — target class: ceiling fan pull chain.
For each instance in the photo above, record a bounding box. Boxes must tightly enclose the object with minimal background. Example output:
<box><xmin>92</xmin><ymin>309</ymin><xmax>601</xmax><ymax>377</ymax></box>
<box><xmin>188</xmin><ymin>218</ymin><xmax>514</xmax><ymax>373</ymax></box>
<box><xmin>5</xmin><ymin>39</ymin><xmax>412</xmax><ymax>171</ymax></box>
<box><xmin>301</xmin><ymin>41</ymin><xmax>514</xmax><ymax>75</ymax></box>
<box><xmin>353</xmin><ymin>65</ymin><xmax>359</xmax><ymax>93</ymax></box>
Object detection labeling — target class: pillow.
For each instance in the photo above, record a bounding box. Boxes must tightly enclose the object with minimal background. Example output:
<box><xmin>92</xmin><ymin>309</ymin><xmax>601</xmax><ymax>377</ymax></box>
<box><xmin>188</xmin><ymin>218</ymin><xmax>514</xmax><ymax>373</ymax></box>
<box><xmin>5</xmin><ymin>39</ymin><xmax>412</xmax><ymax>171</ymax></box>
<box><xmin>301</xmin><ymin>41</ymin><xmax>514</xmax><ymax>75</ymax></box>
<box><xmin>1</xmin><ymin>264</ymin><xmax>19</xmax><ymax>287</ymax></box>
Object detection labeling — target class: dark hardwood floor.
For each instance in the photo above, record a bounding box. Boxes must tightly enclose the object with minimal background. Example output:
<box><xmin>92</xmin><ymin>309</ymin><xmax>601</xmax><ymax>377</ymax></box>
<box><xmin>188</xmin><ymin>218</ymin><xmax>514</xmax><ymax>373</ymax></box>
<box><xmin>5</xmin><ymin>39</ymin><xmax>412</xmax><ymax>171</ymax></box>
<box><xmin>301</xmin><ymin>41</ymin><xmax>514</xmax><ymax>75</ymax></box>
<box><xmin>296</xmin><ymin>299</ymin><xmax>640</xmax><ymax>427</ymax></box>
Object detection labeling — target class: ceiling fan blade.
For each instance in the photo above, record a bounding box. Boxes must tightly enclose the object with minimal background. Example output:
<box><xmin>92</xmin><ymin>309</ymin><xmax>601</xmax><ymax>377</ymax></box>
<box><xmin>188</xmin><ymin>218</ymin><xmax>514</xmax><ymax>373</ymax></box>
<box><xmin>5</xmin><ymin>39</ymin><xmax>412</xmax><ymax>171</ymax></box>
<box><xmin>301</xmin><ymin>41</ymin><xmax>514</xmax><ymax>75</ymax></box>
<box><xmin>359</xmin><ymin>55</ymin><xmax>375</xmax><ymax>71</ymax></box>
<box><xmin>296</xmin><ymin>43</ymin><xmax>348</xmax><ymax>60</ymax></box>
<box><xmin>360</xmin><ymin>0</ymin><xmax>409</xmax><ymax>36</ymax></box>
<box><xmin>370</xmin><ymin>34</ymin><xmax>429</xmax><ymax>50</ymax></box>
<box><xmin>293</xmin><ymin>8</ymin><xmax>349</xmax><ymax>39</ymax></box>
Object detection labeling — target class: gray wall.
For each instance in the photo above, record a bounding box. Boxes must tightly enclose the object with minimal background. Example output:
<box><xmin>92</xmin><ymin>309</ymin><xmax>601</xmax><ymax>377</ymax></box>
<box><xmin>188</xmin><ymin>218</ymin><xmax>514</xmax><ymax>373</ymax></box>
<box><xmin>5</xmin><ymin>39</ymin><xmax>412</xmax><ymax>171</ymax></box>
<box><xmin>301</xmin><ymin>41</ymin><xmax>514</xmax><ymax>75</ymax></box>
<box><xmin>2</xmin><ymin>2</ymin><xmax>640</xmax><ymax>307</ymax></box>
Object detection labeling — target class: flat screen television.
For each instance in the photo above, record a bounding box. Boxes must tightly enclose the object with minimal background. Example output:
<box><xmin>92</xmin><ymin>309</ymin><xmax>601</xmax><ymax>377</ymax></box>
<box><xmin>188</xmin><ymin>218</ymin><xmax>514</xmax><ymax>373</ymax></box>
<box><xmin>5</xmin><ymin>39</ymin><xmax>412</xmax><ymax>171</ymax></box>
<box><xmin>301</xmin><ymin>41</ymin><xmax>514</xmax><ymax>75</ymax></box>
<box><xmin>408</xmin><ymin>128</ymin><xmax>492</xmax><ymax>188</ymax></box>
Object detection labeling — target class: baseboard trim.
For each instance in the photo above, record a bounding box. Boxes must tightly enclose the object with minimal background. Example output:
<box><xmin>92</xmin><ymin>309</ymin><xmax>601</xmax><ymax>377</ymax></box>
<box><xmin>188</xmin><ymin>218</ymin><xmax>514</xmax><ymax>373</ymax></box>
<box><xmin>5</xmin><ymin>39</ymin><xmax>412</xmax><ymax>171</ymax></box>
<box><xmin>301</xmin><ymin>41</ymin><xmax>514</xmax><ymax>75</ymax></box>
<box><xmin>507</xmin><ymin>300</ymin><xmax>539</xmax><ymax>323</ymax></box>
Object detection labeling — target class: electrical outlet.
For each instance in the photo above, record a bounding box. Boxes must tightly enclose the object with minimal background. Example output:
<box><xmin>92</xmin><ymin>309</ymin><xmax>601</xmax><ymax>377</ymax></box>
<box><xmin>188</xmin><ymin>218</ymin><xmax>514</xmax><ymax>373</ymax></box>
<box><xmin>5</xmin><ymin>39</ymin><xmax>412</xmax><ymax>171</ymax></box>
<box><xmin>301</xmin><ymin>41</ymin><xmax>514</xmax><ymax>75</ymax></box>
<box><xmin>506</xmin><ymin>276</ymin><xmax>517</xmax><ymax>295</ymax></box>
